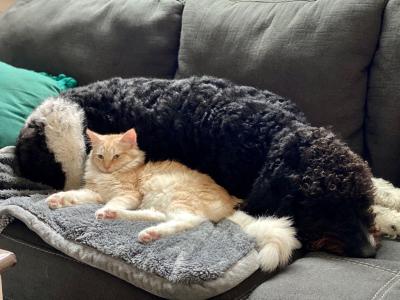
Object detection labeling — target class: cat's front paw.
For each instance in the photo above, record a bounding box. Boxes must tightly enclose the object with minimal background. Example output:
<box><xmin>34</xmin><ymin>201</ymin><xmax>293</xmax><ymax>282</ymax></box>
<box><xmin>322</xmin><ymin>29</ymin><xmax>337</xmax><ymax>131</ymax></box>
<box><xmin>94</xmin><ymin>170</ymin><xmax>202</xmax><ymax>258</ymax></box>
<box><xmin>46</xmin><ymin>192</ymin><xmax>77</xmax><ymax>209</ymax></box>
<box><xmin>138</xmin><ymin>228</ymin><xmax>161</xmax><ymax>243</ymax></box>
<box><xmin>95</xmin><ymin>208</ymin><xmax>118</xmax><ymax>220</ymax></box>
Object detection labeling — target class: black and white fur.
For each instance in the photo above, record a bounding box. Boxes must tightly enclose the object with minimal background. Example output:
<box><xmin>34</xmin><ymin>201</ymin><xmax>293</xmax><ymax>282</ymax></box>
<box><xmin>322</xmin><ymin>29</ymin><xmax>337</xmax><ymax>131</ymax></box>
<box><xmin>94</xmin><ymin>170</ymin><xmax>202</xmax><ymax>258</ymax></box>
<box><xmin>15</xmin><ymin>76</ymin><xmax>399</xmax><ymax>261</ymax></box>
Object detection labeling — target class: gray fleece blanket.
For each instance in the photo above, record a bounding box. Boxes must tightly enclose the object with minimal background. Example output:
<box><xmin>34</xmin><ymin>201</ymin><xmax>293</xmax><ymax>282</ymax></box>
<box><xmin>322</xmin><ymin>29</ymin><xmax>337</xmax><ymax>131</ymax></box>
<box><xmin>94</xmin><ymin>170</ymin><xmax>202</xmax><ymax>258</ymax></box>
<box><xmin>0</xmin><ymin>147</ymin><xmax>259</xmax><ymax>299</ymax></box>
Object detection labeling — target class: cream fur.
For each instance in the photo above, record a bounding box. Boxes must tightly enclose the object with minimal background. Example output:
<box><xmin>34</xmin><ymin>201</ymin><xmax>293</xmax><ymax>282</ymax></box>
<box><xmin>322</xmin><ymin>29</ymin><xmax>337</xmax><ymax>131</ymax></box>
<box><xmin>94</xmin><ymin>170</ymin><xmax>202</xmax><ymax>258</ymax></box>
<box><xmin>373</xmin><ymin>178</ymin><xmax>400</xmax><ymax>210</ymax></box>
<box><xmin>47</xmin><ymin>189</ymin><xmax>102</xmax><ymax>209</ymax></box>
<box><xmin>372</xmin><ymin>178</ymin><xmax>400</xmax><ymax>239</ymax></box>
<box><xmin>372</xmin><ymin>205</ymin><xmax>400</xmax><ymax>239</ymax></box>
<box><xmin>47</xmin><ymin>129</ymin><xmax>239</xmax><ymax>244</ymax></box>
<box><xmin>228</xmin><ymin>211</ymin><xmax>301</xmax><ymax>272</ymax></box>
<box><xmin>101</xmin><ymin>208</ymin><xmax>167</xmax><ymax>222</ymax></box>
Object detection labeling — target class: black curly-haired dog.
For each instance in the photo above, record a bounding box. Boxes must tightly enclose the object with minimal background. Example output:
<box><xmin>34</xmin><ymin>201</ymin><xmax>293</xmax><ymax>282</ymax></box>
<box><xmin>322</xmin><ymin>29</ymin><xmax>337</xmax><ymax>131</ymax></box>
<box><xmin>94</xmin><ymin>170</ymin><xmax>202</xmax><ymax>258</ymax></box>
<box><xmin>16</xmin><ymin>76</ymin><xmax>377</xmax><ymax>258</ymax></box>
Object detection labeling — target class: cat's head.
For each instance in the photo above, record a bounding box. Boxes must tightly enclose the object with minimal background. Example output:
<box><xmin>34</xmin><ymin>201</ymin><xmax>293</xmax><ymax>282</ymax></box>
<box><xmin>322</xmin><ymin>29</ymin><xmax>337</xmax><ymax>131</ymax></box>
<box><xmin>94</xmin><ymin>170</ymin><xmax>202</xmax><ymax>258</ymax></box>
<box><xmin>86</xmin><ymin>128</ymin><xmax>145</xmax><ymax>173</ymax></box>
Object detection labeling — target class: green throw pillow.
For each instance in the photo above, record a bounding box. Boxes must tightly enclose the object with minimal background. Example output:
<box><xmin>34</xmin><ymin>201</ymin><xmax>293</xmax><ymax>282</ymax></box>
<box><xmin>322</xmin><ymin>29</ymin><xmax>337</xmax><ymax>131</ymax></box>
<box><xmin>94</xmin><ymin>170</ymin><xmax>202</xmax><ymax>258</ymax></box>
<box><xmin>0</xmin><ymin>62</ymin><xmax>77</xmax><ymax>147</ymax></box>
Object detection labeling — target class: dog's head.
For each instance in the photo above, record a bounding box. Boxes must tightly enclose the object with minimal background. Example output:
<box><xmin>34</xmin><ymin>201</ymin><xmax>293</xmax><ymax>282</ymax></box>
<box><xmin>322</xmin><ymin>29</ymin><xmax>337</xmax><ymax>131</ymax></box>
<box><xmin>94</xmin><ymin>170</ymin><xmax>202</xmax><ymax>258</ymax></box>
<box><xmin>296</xmin><ymin>128</ymin><xmax>379</xmax><ymax>257</ymax></box>
<box><xmin>298</xmin><ymin>202</ymin><xmax>378</xmax><ymax>258</ymax></box>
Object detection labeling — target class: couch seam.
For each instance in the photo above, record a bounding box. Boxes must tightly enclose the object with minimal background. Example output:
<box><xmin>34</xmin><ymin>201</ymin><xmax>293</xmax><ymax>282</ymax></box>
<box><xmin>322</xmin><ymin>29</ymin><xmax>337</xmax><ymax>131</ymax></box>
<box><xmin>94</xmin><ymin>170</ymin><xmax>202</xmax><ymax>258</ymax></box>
<box><xmin>229</xmin><ymin>0</ymin><xmax>316</xmax><ymax>3</ymax></box>
<box><xmin>370</xmin><ymin>271</ymin><xmax>400</xmax><ymax>300</ymax></box>
<box><xmin>379</xmin><ymin>272</ymin><xmax>400</xmax><ymax>300</ymax></box>
<box><xmin>312</xmin><ymin>255</ymin><xmax>399</xmax><ymax>274</ymax></box>
<box><xmin>0</xmin><ymin>233</ymin><xmax>85</xmax><ymax>266</ymax></box>
<box><xmin>362</xmin><ymin>0</ymin><xmax>390</xmax><ymax>162</ymax></box>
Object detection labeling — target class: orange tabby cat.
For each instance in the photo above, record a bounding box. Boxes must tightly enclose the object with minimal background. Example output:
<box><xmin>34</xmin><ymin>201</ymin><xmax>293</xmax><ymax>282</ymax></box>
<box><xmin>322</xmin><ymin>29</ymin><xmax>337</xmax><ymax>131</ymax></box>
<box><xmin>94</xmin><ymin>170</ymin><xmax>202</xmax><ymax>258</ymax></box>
<box><xmin>47</xmin><ymin>128</ymin><xmax>239</xmax><ymax>243</ymax></box>
<box><xmin>46</xmin><ymin>128</ymin><xmax>300</xmax><ymax>271</ymax></box>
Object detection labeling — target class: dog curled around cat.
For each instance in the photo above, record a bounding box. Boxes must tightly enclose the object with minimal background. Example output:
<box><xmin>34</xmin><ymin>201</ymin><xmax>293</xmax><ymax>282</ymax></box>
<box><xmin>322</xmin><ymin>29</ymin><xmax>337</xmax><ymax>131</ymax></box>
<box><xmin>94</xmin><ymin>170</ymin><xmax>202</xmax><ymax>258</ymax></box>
<box><xmin>17</xmin><ymin>76</ymin><xmax>400</xmax><ymax>261</ymax></box>
<box><xmin>46</xmin><ymin>128</ymin><xmax>301</xmax><ymax>272</ymax></box>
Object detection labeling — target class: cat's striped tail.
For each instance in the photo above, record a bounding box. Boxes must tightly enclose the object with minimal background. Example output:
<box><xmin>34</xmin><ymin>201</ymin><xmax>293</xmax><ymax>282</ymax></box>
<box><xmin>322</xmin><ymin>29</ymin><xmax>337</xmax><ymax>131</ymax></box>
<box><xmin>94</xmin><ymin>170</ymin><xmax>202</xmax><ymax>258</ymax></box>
<box><xmin>228</xmin><ymin>210</ymin><xmax>301</xmax><ymax>272</ymax></box>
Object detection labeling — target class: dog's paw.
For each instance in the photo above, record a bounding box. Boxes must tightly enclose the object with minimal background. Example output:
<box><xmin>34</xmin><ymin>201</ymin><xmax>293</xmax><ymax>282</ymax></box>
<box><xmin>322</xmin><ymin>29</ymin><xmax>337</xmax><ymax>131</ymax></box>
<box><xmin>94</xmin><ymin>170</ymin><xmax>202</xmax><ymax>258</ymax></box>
<box><xmin>95</xmin><ymin>208</ymin><xmax>118</xmax><ymax>220</ymax></box>
<box><xmin>373</xmin><ymin>178</ymin><xmax>400</xmax><ymax>211</ymax></box>
<box><xmin>138</xmin><ymin>228</ymin><xmax>161</xmax><ymax>244</ymax></box>
<box><xmin>378</xmin><ymin>223</ymin><xmax>399</xmax><ymax>239</ymax></box>
<box><xmin>46</xmin><ymin>192</ymin><xmax>77</xmax><ymax>209</ymax></box>
<box><xmin>374</xmin><ymin>205</ymin><xmax>400</xmax><ymax>239</ymax></box>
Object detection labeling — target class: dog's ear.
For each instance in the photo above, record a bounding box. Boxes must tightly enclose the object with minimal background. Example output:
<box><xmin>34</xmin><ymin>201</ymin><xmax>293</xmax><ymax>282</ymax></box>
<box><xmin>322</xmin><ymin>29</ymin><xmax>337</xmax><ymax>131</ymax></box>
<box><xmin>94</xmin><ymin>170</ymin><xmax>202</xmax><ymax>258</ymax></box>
<box><xmin>86</xmin><ymin>129</ymin><xmax>102</xmax><ymax>144</ymax></box>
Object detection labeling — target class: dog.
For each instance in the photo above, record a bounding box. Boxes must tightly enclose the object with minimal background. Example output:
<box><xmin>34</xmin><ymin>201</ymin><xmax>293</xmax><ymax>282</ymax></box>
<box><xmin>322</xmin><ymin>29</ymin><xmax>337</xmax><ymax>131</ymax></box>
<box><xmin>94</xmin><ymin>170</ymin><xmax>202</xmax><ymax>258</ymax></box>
<box><xmin>17</xmin><ymin>76</ymin><xmax>394</xmax><ymax>258</ymax></box>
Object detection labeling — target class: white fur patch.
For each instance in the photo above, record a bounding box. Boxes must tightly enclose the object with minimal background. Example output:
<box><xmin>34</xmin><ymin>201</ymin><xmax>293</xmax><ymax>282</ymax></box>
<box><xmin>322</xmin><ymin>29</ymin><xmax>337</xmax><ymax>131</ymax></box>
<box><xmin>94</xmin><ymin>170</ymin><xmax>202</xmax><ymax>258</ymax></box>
<box><xmin>373</xmin><ymin>178</ymin><xmax>400</xmax><ymax>210</ymax></box>
<box><xmin>372</xmin><ymin>177</ymin><xmax>400</xmax><ymax>238</ymax></box>
<box><xmin>228</xmin><ymin>210</ymin><xmax>301</xmax><ymax>272</ymax></box>
<box><xmin>27</xmin><ymin>97</ymin><xmax>86</xmax><ymax>190</ymax></box>
<box><xmin>372</xmin><ymin>204</ymin><xmax>400</xmax><ymax>239</ymax></box>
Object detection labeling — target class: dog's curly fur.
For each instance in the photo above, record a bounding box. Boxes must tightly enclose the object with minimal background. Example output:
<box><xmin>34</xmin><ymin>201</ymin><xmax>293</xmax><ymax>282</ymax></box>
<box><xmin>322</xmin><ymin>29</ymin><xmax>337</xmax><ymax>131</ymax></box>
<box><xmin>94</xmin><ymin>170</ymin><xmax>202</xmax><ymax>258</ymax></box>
<box><xmin>16</xmin><ymin>76</ymin><xmax>377</xmax><ymax>257</ymax></box>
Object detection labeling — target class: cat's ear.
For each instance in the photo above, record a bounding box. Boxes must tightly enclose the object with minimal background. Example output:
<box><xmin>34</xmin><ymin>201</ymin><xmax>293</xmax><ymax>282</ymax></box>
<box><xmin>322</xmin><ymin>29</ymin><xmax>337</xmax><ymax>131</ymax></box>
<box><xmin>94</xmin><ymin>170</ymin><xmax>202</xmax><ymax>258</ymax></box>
<box><xmin>86</xmin><ymin>129</ymin><xmax>102</xmax><ymax>144</ymax></box>
<box><xmin>120</xmin><ymin>128</ymin><xmax>137</xmax><ymax>147</ymax></box>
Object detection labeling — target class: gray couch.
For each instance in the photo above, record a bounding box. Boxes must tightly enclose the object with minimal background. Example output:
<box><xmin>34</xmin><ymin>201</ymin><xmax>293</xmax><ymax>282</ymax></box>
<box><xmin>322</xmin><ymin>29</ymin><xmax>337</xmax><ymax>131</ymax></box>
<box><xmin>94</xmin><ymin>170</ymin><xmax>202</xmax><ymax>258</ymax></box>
<box><xmin>1</xmin><ymin>0</ymin><xmax>400</xmax><ymax>299</ymax></box>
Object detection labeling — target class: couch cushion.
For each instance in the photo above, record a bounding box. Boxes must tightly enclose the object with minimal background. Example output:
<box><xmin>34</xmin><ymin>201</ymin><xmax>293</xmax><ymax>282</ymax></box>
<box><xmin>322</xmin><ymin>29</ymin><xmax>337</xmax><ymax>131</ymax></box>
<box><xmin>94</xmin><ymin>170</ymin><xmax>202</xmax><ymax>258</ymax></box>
<box><xmin>177</xmin><ymin>0</ymin><xmax>386</xmax><ymax>155</ymax></box>
<box><xmin>0</xmin><ymin>0</ymin><xmax>183</xmax><ymax>84</ymax></box>
<box><xmin>366</xmin><ymin>0</ymin><xmax>400</xmax><ymax>185</ymax></box>
<box><xmin>0</xmin><ymin>61</ymin><xmax>77</xmax><ymax>147</ymax></box>
<box><xmin>249</xmin><ymin>240</ymin><xmax>400</xmax><ymax>300</ymax></box>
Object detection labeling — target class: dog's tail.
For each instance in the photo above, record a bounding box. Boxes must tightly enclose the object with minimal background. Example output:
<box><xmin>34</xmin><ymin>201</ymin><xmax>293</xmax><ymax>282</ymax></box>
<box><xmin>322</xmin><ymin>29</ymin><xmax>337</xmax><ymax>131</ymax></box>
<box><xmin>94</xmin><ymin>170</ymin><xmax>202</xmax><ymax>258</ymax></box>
<box><xmin>228</xmin><ymin>211</ymin><xmax>301</xmax><ymax>272</ymax></box>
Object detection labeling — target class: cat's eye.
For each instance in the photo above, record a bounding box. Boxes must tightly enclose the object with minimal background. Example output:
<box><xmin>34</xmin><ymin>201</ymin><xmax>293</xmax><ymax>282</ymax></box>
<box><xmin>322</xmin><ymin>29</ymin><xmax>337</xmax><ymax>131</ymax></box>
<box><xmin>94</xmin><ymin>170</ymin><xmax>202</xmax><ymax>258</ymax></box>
<box><xmin>97</xmin><ymin>154</ymin><xmax>104</xmax><ymax>160</ymax></box>
<box><xmin>113</xmin><ymin>154</ymin><xmax>120</xmax><ymax>160</ymax></box>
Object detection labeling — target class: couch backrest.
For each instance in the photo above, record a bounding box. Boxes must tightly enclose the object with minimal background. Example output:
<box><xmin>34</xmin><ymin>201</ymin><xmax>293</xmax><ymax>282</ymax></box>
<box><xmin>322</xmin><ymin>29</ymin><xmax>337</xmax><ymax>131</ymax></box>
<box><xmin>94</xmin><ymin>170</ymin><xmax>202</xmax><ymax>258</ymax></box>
<box><xmin>1</xmin><ymin>0</ymin><xmax>399</xmax><ymax>184</ymax></box>
<box><xmin>0</xmin><ymin>0</ymin><xmax>183</xmax><ymax>84</ymax></box>
<box><xmin>176</xmin><ymin>0</ymin><xmax>387</xmax><ymax>157</ymax></box>
<box><xmin>366</xmin><ymin>0</ymin><xmax>400</xmax><ymax>185</ymax></box>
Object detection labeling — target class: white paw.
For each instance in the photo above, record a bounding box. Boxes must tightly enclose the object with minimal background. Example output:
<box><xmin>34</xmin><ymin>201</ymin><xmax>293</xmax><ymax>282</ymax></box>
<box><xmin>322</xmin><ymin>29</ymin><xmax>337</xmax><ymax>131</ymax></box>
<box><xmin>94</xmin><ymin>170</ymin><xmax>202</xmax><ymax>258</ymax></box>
<box><xmin>373</xmin><ymin>178</ymin><xmax>400</xmax><ymax>210</ymax></box>
<box><xmin>373</xmin><ymin>205</ymin><xmax>400</xmax><ymax>239</ymax></box>
<box><xmin>95</xmin><ymin>208</ymin><xmax>118</xmax><ymax>220</ymax></box>
<box><xmin>46</xmin><ymin>192</ymin><xmax>78</xmax><ymax>209</ymax></box>
<box><xmin>377</xmin><ymin>218</ymin><xmax>400</xmax><ymax>239</ymax></box>
<box><xmin>138</xmin><ymin>227</ymin><xmax>161</xmax><ymax>243</ymax></box>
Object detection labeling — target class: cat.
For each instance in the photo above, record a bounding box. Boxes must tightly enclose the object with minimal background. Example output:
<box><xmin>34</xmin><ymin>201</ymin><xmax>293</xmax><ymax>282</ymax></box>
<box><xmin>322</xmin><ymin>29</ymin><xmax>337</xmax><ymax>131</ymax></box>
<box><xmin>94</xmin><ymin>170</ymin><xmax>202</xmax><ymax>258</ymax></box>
<box><xmin>46</xmin><ymin>128</ymin><xmax>300</xmax><ymax>270</ymax></box>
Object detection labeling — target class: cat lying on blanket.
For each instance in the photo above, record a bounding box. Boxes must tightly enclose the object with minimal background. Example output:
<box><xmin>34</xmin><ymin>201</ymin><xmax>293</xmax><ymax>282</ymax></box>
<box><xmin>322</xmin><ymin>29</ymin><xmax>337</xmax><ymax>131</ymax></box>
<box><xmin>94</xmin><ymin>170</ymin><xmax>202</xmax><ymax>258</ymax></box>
<box><xmin>46</xmin><ymin>128</ymin><xmax>300</xmax><ymax>272</ymax></box>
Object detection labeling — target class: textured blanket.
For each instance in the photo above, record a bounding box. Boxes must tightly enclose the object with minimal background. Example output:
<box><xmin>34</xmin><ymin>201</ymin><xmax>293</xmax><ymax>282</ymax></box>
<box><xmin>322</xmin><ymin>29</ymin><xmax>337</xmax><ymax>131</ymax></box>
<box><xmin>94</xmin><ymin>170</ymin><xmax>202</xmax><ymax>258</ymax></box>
<box><xmin>0</xmin><ymin>146</ymin><xmax>258</xmax><ymax>299</ymax></box>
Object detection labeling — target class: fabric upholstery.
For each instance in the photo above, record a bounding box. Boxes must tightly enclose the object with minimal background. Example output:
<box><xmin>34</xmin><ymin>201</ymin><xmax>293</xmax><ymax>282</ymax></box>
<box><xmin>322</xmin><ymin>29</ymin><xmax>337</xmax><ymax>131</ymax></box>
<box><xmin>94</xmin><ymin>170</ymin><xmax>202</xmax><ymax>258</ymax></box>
<box><xmin>249</xmin><ymin>241</ymin><xmax>400</xmax><ymax>300</ymax></box>
<box><xmin>177</xmin><ymin>0</ymin><xmax>386</xmax><ymax>155</ymax></box>
<box><xmin>366</xmin><ymin>0</ymin><xmax>400</xmax><ymax>185</ymax></box>
<box><xmin>0</xmin><ymin>0</ymin><xmax>183</xmax><ymax>84</ymax></box>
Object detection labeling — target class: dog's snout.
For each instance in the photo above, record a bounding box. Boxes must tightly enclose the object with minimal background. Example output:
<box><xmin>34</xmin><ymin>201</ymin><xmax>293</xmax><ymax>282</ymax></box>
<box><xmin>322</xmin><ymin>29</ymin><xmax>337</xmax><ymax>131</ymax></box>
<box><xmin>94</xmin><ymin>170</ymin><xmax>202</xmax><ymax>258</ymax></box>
<box><xmin>360</xmin><ymin>244</ymin><xmax>377</xmax><ymax>258</ymax></box>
